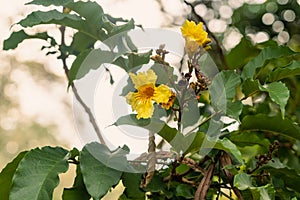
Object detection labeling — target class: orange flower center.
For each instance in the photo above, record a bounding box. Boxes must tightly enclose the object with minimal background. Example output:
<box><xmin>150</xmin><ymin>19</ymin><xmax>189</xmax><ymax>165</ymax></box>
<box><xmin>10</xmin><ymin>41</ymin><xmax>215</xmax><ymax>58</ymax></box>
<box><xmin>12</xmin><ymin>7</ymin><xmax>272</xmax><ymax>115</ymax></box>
<box><xmin>138</xmin><ymin>84</ymin><xmax>155</xmax><ymax>99</ymax></box>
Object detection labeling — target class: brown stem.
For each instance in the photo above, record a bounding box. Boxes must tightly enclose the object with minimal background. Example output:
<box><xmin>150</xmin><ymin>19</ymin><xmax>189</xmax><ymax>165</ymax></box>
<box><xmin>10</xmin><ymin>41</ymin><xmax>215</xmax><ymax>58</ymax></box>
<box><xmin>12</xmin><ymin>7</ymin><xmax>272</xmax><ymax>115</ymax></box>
<box><xmin>220</xmin><ymin>152</ymin><xmax>244</xmax><ymax>200</ymax></box>
<box><xmin>141</xmin><ymin>131</ymin><xmax>156</xmax><ymax>188</ymax></box>
<box><xmin>59</xmin><ymin>25</ymin><xmax>106</xmax><ymax>145</ymax></box>
<box><xmin>194</xmin><ymin>162</ymin><xmax>215</xmax><ymax>200</ymax></box>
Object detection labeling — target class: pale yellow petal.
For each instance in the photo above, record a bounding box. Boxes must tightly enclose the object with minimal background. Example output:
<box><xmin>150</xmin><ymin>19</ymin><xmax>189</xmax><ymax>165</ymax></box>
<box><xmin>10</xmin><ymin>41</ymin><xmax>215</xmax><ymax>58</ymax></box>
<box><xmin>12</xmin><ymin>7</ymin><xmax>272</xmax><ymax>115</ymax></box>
<box><xmin>129</xmin><ymin>69</ymin><xmax>157</xmax><ymax>89</ymax></box>
<box><xmin>185</xmin><ymin>38</ymin><xmax>200</xmax><ymax>59</ymax></box>
<box><xmin>153</xmin><ymin>84</ymin><xmax>172</xmax><ymax>104</ymax></box>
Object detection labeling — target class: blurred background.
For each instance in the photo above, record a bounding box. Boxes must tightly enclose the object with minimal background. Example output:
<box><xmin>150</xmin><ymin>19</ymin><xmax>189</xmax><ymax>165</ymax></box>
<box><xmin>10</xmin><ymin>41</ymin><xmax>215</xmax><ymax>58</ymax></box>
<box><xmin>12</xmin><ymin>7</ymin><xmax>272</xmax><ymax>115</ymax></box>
<box><xmin>0</xmin><ymin>0</ymin><xmax>299</xmax><ymax>199</ymax></box>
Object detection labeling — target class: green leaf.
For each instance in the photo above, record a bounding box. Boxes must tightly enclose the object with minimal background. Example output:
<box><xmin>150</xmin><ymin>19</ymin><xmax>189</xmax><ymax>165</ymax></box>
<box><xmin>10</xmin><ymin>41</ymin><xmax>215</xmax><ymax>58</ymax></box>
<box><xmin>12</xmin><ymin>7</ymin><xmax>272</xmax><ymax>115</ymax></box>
<box><xmin>26</xmin><ymin>0</ymin><xmax>73</xmax><ymax>6</ymax></box>
<box><xmin>157</xmin><ymin>124</ymin><xmax>178</xmax><ymax>143</ymax></box>
<box><xmin>251</xmin><ymin>184</ymin><xmax>275</xmax><ymax>200</ymax></box>
<box><xmin>151</xmin><ymin>63</ymin><xmax>177</xmax><ymax>85</ymax></box>
<box><xmin>185</xmin><ymin>132</ymin><xmax>243</xmax><ymax>163</ymax></box>
<box><xmin>105</xmin><ymin>18</ymin><xmax>135</xmax><ymax>37</ymax></box>
<box><xmin>226</xmin><ymin>100</ymin><xmax>243</xmax><ymax>121</ymax></box>
<box><xmin>66</xmin><ymin>1</ymin><xmax>103</xmax><ymax>29</ymax></box>
<box><xmin>79</xmin><ymin>143</ymin><xmax>125</xmax><ymax>199</ymax></box>
<box><xmin>268</xmin><ymin>61</ymin><xmax>300</xmax><ymax>82</ymax></box>
<box><xmin>229</xmin><ymin>132</ymin><xmax>271</xmax><ymax>150</ymax></box>
<box><xmin>113</xmin><ymin>114</ymin><xmax>166</xmax><ymax>133</ymax></box>
<box><xmin>226</xmin><ymin>37</ymin><xmax>260</xmax><ymax>69</ymax></box>
<box><xmin>259</xmin><ymin>82</ymin><xmax>290</xmax><ymax>117</ymax></box>
<box><xmin>10</xmin><ymin>147</ymin><xmax>69</xmax><ymax>200</ymax></box>
<box><xmin>127</xmin><ymin>50</ymin><xmax>152</xmax><ymax>70</ymax></box>
<box><xmin>209</xmin><ymin>70</ymin><xmax>241</xmax><ymax>114</ymax></box>
<box><xmin>241</xmin><ymin>79</ymin><xmax>261</xmax><ymax>97</ymax></box>
<box><xmin>62</xmin><ymin>165</ymin><xmax>91</xmax><ymax>200</ymax></box>
<box><xmin>67</xmin><ymin>147</ymin><xmax>79</xmax><ymax>160</ymax></box>
<box><xmin>234</xmin><ymin>173</ymin><xmax>275</xmax><ymax>199</ymax></box>
<box><xmin>241</xmin><ymin>46</ymin><xmax>297</xmax><ymax>80</ymax></box>
<box><xmin>234</xmin><ymin>173</ymin><xmax>253</xmax><ymax>190</ymax></box>
<box><xmin>0</xmin><ymin>151</ymin><xmax>27</xmax><ymax>200</ymax></box>
<box><xmin>240</xmin><ymin>114</ymin><xmax>300</xmax><ymax>141</ymax></box>
<box><xmin>215</xmin><ymin>138</ymin><xmax>243</xmax><ymax>163</ymax></box>
<box><xmin>122</xmin><ymin>173</ymin><xmax>145</xmax><ymax>199</ymax></box>
<box><xmin>261</xmin><ymin>158</ymin><xmax>300</xmax><ymax>193</ymax></box>
<box><xmin>113</xmin><ymin>50</ymin><xmax>152</xmax><ymax>72</ymax></box>
<box><xmin>18</xmin><ymin>10</ymin><xmax>85</xmax><ymax>30</ymax></box>
<box><xmin>176</xmin><ymin>184</ymin><xmax>194</xmax><ymax>198</ymax></box>
<box><xmin>69</xmin><ymin>49</ymin><xmax>116</xmax><ymax>82</ymax></box>
<box><xmin>70</xmin><ymin>32</ymin><xmax>96</xmax><ymax>54</ymax></box>
<box><xmin>3</xmin><ymin>30</ymin><xmax>56</xmax><ymax>50</ymax></box>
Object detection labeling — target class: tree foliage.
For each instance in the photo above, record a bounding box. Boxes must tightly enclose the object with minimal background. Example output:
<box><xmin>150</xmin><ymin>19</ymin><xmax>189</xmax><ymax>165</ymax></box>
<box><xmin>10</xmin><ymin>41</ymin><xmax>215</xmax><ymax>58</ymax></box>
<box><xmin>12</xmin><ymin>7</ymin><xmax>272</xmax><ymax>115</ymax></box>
<box><xmin>1</xmin><ymin>0</ymin><xmax>300</xmax><ymax>199</ymax></box>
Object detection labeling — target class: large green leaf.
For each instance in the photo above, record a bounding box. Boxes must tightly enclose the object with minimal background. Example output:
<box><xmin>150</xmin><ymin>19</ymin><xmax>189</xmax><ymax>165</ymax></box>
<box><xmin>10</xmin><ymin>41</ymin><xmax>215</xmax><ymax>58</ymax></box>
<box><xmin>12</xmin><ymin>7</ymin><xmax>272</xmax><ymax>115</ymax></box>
<box><xmin>9</xmin><ymin>147</ymin><xmax>69</xmax><ymax>200</ymax></box>
<box><xmin>122</xmin><ymin>173</ymin><xmax>145</xmax><ymax>199</ymax></box>
<box><xmin>79</xmin><ymin>143</ymin><xmax>125</xmax><ymax>199</ymax></box>
<box><xmin>209</xmin><ymin>70</ymin><xmax>241</xmax><ymax>115</ymax></box>
<box><xmin>234</xmin><ymin>173</ymin><xmax>275</xmax><ymax>199</ymax></box>
<box><xmin>62</xmin><ymin>165</ymin><xmax>91</xmax><ymax>200</ymax></box>
<box><xmin>26</xmin><ymin>0</ymin><xmax>73</xmax><ymax>6</ymax></box>
<box><xmin>176</xmin><ymin>184</ymin><xmax>194</xmax><ymax>198</ymax></box>
<box><xmin>250</xmin><ymin>184</ymin><xmax>275</xmax><ymax>200</ymax></box>
<box><xmin>69</xmin><ymin>49</ymin><xmax>116</xmax><ymax>82</ymax></box>
<box><xmin>113</xmin><ymin>50</ymin><xmax>152</xmax><ymax>72</ymax></box>
<box><xmin>66</xmin><ymin>1</ymin><xmax>103</xmax><ymax>30</ymax></box>
<box><xmin>0</xmin><ymin>151</ymin><xmax>27</xmax><ymax>200</ymax></box>
<box><xmin>3</xmin><ymin>30</ymin><xmax>56</xmax><ymax>50</ymax></box>
<box><xmin>226</xmin><ymin>100</ymin><xmax>243</xmax><ymax>121</ymax></box>
<box><xmin>229</xmin><ymin>132</ymin><xmax>271</xmax><ymax>150</ymax></box>
<box><xmin>171</xmin><ymin>129</ymin><xmax>244</xmax><ymax>163</ymax></box>
<box><xmin>240</xmin><ymin>114</ymin><xmax>300</xmax><ymax>141</ymax></box>
<box><xmin>234</xmin><ymin>173</ymin><xmax>253</xmax><ymax>190</ymax></box>
<box><xmin>70</xmin><ymin>32</ymin><xmax>96</xmax><ymax>54</ymax></box>
<box><xmin>113</xmin><ymin>114</ymin><xmax>166</xmax><ymax>134</ymax></box>
<box><xmin>226</xmin><ymin>37</ymin><xmax>260</xmax><ymax>69</ymax></box>
<box><xmin>241</xmin><ymin>79</ymin><xmax>261</xmax><ymax>97</ymax></box>
<box><xmin>241</xmin><ymin>46</ymin><xmax>297</xmax><ymax>80</ymax></box>
<box><xmin>268</xmin><ymin>61</ymin><xmax>300</xmax><ymax>82</ymax></box>
<box><xmin>259</xmin><ymin>82</ymin><xmax>290</xmax><ymax>117</ymax></box>
<box><xmin>261</xmin><ymin>158</ymin><xmax>300</xmax><ymax>193</ymax></box>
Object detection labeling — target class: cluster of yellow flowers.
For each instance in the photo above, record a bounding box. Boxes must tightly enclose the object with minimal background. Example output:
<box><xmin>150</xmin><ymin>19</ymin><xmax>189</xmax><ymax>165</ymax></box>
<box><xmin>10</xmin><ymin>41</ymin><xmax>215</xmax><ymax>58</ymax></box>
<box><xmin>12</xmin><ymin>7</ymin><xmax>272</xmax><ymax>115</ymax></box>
<box><xmin>126</xmin><ymin>20</ymin><xmax>210</xmax><ymax>119</ymax></box>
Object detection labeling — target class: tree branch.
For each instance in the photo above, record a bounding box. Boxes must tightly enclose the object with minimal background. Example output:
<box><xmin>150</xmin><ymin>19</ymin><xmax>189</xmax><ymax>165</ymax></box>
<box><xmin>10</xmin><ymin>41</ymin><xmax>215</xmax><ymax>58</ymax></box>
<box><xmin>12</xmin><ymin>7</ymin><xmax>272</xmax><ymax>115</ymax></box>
<box><xmin>59</xmin><ymin>25</ymin><xmax>106</xmax><ymax>145</ymax></box>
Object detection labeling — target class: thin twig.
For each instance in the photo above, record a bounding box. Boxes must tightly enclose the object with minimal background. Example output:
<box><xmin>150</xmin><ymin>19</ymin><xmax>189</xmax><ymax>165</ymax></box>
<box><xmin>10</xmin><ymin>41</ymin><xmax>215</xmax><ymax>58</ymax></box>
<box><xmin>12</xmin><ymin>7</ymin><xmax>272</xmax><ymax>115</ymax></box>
<box><xmin>59</xmin><ymin>25</ymin><xmax>106</xmax><ymax>145</ymax></box>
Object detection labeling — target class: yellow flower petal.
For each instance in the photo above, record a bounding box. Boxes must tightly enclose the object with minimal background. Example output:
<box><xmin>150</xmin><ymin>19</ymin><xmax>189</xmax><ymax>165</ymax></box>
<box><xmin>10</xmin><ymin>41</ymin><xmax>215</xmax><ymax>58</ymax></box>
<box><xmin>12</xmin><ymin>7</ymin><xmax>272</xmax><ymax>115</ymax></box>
<box><xmin>126</xmin><ymin>69</ymin><xmax>173</xmax><ymax>119</ymax></box>
<box><xmin>129</xmin><ymin>69</ymin><xmax>157</xmax><ymax>89</ymax></box>
<box><xmin>181</xmin><ymin>20</ymin><xmax>211</xmax><ymax>47</ymax></box>
<box><xmin>135</xmin><ymin>99</ymin><xmax>154</xmax><ymax>119</ymax></box>
<box><xmin>125</xmin><ymin>91</ymin><xmax>154</xmax><ymax>119</ymax></box>
<box><xmin>160</xmin><ymin>91</ymin><xmax>176</xmax><ymax>110</ymax></box>
<box><xmin>153</xmin><ymin>84</ymin><xmax>172</xmax><ymax>104</ymax></box>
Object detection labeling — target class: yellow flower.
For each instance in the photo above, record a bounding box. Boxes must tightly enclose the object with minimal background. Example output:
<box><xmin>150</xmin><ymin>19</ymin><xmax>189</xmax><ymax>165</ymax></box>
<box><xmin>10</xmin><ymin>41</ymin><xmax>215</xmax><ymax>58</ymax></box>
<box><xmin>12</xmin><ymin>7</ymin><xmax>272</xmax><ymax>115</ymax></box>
<box><xmin>126</xmin><ymin>69</ymin><xmax>174</xmax><ymax>119</ymax></box>
<box><xmin>181</xmin><ymin>20</ymin><xmax>211</xmax><ymax>58</ymax></box>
